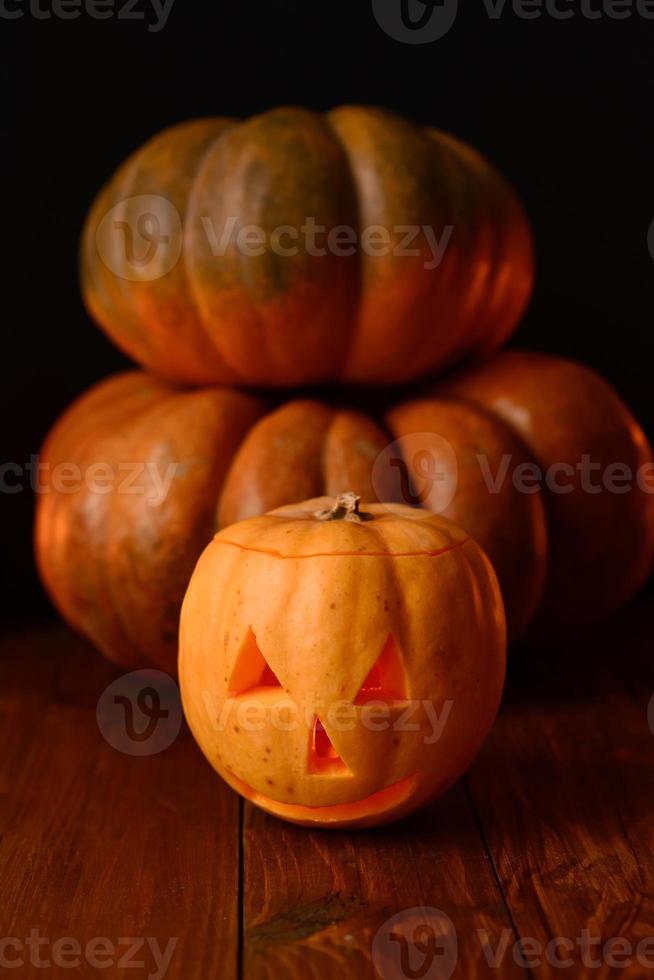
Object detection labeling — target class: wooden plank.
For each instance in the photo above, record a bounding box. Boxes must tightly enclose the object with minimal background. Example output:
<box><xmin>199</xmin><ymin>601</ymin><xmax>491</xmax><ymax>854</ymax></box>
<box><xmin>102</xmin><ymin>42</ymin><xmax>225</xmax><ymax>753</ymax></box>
<box><xmin>466</xmin><ymin>602</ymin><xmax>654</xmax><ymax>979</ymax></box>
<box><xmin>6</xmin><ymin>602</ymin><xmax>653</xmax><ymax>980</ymax></box>
<box><xmin>242</xmin><ymin>786</ymin><xmax>526</xmax><ymax>979</ymax></box>
<box><xmin>0</xmin><ymin>622</ymin><xmax>240</xmax><ymax>980</ymax></box>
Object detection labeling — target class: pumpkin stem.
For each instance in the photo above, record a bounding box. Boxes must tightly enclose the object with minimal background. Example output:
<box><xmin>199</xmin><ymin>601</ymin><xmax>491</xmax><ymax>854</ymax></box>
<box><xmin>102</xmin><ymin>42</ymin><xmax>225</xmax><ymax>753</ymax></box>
<box><xmin>314</xmin><ymin>492</ymin><xmax>368</xmax><ymax>523</ymax></box>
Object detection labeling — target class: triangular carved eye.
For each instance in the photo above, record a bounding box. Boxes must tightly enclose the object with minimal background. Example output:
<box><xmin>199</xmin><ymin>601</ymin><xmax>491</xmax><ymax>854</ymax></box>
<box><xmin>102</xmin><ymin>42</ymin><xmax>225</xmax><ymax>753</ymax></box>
<box><xmin>355</xmin><ymin>634</ymin><xmax>406</xmax><ymax>705</ymax></box>
<box><xmin>228</xmin><ymin>628</ymin><xmax>283</xmax><ymax>696</ymax></box>
<box><xmin>308</xmin><ymin>717</ymin><xmax>351</xmax><ymax>775</ymax></box>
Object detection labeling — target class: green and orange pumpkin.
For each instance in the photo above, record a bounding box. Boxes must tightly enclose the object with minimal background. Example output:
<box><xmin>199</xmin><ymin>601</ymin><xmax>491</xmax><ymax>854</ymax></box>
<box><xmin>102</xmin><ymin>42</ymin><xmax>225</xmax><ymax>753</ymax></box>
<box><xmin>81</xmin><ymin>105</ymin><xmax>533</xmax><ymax>387</ymax></box>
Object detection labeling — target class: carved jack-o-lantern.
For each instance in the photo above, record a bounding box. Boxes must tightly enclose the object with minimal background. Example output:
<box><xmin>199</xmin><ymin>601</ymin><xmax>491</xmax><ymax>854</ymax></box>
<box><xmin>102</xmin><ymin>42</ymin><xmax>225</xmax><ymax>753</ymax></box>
<box><xmin>179</xmin><ymin>494</ymin><xmax>506</xmax><ymax>828</ymax></box>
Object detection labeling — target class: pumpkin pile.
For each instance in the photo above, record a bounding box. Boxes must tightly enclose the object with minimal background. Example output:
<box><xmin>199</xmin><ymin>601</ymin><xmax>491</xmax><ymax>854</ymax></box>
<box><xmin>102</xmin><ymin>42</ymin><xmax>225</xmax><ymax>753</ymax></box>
<box><xmin>35</xmin><ymin>106</ymin><xmax>654</xmax><ymax>827</ymax></box>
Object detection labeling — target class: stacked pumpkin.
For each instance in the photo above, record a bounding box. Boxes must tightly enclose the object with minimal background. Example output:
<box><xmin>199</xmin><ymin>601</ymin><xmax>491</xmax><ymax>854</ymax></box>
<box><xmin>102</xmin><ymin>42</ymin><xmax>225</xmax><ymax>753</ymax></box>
<box><xmin>35</xmin><ymin>106</ymin><xmax>654</xmax><ymax>827</ymax></box>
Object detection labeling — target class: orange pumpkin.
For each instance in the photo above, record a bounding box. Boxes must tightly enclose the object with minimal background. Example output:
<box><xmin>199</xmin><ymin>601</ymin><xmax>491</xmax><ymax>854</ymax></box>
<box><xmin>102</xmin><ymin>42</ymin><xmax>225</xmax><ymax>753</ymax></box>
<box><xmin>35</xmin><ymin>380</ymin><xmax>394</xmax><ymax>671</ymax></box>
<box><xmin>385</xmin><ymin>395</ymin><xmax>549</xmax><ymax>641</ymax></box>
<box><xmin>81</xmin><ymin>105</ymin><xmax>533</xmax><ymax>388</ymax></box>
<box><xmin>218</xmin><ymin>398</ymin><xmax>397</xmax><ymax>526</ymax></box>
<box><xmin>34</xmin><ymin>372</ymin><xmax>265</xmax><ymax>673</ymax></box>
<box><xmin>440</xmin><ymin>351</ymin><xmax>654</xmax><ymax>634</ymax></box>
<box><xmin>179</xmin><ymin>494</ymin><xmax>506</xmax><ymax>828</ymax></box>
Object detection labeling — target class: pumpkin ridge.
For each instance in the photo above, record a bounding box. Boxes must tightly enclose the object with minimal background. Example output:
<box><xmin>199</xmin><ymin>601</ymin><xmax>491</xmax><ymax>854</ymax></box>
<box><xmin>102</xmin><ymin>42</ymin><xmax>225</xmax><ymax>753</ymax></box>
<box><xmin>181</xmin><ymin>118</ymin><xmax>242</xmax><ymax>380</ymax></box>
<box><xmin>36</xmin><ymin>374</ymin><xmax>173</xmax><ymax>665</ymax></box>
<box><xmin>321</xmin><ymin>107</ymin><xmax>365</xmax><ymax>375</ymax></box>
<box><xmin>187</xmin><ymin>113</ymin><xmax>278</xmax><ymax>379</ymax></box>
<box><xmin>90</xmin><ymin>388</ymin><xmax>207</xmax><ymax>668</ymax></box>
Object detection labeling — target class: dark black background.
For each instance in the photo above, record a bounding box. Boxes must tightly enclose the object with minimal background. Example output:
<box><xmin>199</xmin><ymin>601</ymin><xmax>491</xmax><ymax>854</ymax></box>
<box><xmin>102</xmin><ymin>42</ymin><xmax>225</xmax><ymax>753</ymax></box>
<box><xmin>2</xmin><ymin>0</ymin><xmax>653</xmax><ymax>620</ymax></box>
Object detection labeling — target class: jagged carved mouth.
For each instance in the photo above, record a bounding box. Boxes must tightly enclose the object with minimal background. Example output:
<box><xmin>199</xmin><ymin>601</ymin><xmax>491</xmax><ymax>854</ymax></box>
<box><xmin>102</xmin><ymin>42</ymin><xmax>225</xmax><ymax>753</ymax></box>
<box><xmin>229</xmin><ymin>773</ymin><xmax>420</xmax><ymax>825</ymax></box>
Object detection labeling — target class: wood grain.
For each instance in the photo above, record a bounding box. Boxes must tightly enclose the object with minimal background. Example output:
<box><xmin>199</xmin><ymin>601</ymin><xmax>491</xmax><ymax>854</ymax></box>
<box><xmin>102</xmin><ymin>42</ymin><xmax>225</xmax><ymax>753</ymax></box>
<box><xmin>467</xmin><ymin>604</ymin><xmax>654</xmax><ymax>979</ymax></box>
<box><xmin>2</xmin><ymin>606</ymin><xmax>654</xmax><ymax>979</ymax></box>
<box><xmin>242</xmin><ymin>786</ymin><xmax>525</xmax><ymax>979</ymax></box>
<box><xmin>0</xmin><ymin>622</ymin><xmax>240</xmax><ymax>980</ymax></box>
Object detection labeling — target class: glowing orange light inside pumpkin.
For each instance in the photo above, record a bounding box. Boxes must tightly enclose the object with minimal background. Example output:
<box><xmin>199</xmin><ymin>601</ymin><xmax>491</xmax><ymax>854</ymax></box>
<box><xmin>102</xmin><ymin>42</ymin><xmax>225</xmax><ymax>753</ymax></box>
<box><xmin>228</xmin><ymin>628</ymin><xmax>282</xmax><ymax>696</ymax></box>
<box><xmin>308</xmin><ymin>717</ymin><xmax>350</xmax><ymax>776</ymax></box>
<box><xmin>355</xmin><ymin>634</ymin><xmax>406</xmax><ymax>704</ymax></box>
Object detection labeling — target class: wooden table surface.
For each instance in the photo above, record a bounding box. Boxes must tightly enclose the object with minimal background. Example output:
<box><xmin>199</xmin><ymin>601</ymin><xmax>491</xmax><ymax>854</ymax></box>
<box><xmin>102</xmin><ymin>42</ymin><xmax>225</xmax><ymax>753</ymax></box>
<box><xmin>1</xmin><ymin>607</ymin><xmax>653</xmax><ymax>979</ymax></box>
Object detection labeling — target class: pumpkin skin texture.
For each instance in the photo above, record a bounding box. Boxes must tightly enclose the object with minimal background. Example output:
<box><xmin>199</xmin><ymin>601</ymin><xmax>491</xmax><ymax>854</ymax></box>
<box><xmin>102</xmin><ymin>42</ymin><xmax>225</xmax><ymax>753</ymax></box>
<box><xmin>34</xmin><ymin>372</ymin><xmax>265</xmax><ymax>673</ymax></box>
<box><xmin>441</xmin><ymin>351</ymin><xmax>654</xmax><ymax>634</ymax></box>
<box><xmin>81</xmin><ymin>105</ymin><xmax>534</xmax><ymax>388</ymax></box>
<box><xmin>179</xmin><ymin>496</ymin><xmax>506</xmax><ymax>829</ymax></box>
<box><xmin>218</xmin><ymin>399</ymin><xmax>399</xmax><ymax>527</ymax></box>
<box><xmin>385</xmin><ymin>396</ymin><xmax>549</xmax><ymax>642</ymax></box>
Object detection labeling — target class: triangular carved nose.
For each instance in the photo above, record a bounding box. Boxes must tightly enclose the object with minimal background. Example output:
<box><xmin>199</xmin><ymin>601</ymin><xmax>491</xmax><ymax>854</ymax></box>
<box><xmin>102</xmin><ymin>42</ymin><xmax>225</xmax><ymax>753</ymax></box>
<box><xmin>308</xmin><ymin>717</ymin><xmax>351</xmax><ymax>775</ymax></box>
<box><xmin>228</xmin><ymin>628</ymin><xmax>283</xmax><ymax>696</ymax></box>
<box><xmin>355</xmin><ymin>634</ymin><xmax>407</xmax><ymax>704</ymax></box>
